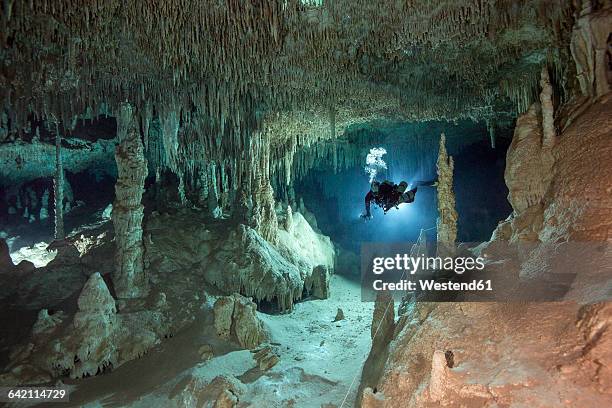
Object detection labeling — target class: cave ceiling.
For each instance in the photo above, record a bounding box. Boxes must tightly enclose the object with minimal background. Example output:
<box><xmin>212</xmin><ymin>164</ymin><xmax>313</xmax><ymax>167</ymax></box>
<box><xmin>1</xmin><ymin>0</ymin><xmax>576</xmax><ymax>150</ymax></box>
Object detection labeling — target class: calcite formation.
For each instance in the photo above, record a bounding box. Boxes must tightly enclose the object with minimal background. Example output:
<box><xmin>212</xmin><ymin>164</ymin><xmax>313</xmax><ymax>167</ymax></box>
<box><xmin>53</xmin><ymin>124</ymin><xmax>65</xmax><ymax>240</ymax></box>
<box><xmin>0</xmin><ymin>272</ymin><xmax>169</xmax><ymax>384</ymax></box>
<box><xmin>571</xmin><ymin>1</ymin><xmax>612</xmax><ymax>98</ymax></box>
<box><xmin>0</xmin><ymin>0</ymin><xmax>580</xmax><ymax>201</ymax></box>
<box><xmin>539</xmin><ymin>66</ymin><xmax>557</xmax><ymax>148</ymax></box>
<box><xmin>435</xmin><ymin>133</ymin><xmax>458</xmax><ymax>256</ymax></box>
<box><xmin>112</xmin><ymin>103</ymin><xmax>149</xmax><ymax>298</ymax></box>
<box><xmin>251</xmin><ymin>178</ymin><xmax>279</xmax><ymax>244</ymax></box>
<box><xmin>207</xmin><ymin>211</ymin><xmax>334</xmax><ymax>311</ymax></box>
<box><xmin>498</xmin><ymin>103</ymin><xmax>554</xmax><ymax>243</ymax></box>
<box><xmin>213</xmin><ymin>293</ymin><xmax>268</xmax><ymax>350</ymax></box>
<box><xmin>359</xmin><ymin>85</ymin><xmax>612</xmax><ymax>408</ymax></box>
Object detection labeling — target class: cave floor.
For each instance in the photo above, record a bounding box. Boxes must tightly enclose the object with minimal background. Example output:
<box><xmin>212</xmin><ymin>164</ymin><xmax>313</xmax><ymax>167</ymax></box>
<box><xmin>30</xmin><ymin>274</ymin><xmax>373</xmax><ymax>408</ymax></box>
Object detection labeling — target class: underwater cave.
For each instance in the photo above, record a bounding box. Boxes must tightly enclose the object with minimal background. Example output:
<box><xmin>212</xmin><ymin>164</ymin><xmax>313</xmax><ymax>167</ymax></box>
<box><xmin>0</xmin><ymin>1</ymin><xmax>611</xmax><ymax>407</ymax></box>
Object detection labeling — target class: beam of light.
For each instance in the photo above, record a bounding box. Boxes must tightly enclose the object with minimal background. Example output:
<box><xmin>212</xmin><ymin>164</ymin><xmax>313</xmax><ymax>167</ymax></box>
<box><xmin>364</xmin><ymin>147</ymin><xmax>387</xmax><ymax>183</ymax></box>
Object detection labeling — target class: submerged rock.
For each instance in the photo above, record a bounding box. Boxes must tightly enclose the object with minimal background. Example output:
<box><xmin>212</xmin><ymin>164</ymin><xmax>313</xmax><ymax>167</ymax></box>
<box><xmin>213</xmin><ymin>293</ymin><xmax>268</xmax><ymax>350</ymax></box>
<box><xmin>1</xmin><ymin>272</ymin><xmax>170</xmax><ymax>385</ymax></box>
<box><xmin>208</xmin><ymin>211</ymin><xmax>334</xmax><ymax>311</ymax></box>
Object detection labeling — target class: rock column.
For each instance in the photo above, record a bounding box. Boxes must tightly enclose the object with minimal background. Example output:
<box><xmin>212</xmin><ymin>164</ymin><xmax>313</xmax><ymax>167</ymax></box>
<box><xmin>248</xmin><ymin>132</ymin><xmax>278</xmax><ymax>244</ymax></box>
<box><xmin>112</xmin><ymin>103</ymin><xmax>149</xmax><ymax>298</ymax></box>
<box><xmin>53</xmin><ymin>123</ymin><xmax>65</xmax><ymax>240</ymax></box>
<box><xmin>539</xmin><ymin>66</ymin><xmax>557</xmax><ymax>148</ymax></box>
<box><xmin>252</xmin><ymin>177</ymin><xmax>279</xmax><ymax>244</ymax></box>
<box><xmin>436</xmin><ymin>133</ymin><xmax>458</xmax><ymax>257</ymax></box>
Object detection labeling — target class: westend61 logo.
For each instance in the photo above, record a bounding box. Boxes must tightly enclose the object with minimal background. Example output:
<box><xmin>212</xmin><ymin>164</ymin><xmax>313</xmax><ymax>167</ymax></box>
<box><xmin>369</xmin><ymin>253</ymin><xmax>490</xmax><ymax>293</ymax></box>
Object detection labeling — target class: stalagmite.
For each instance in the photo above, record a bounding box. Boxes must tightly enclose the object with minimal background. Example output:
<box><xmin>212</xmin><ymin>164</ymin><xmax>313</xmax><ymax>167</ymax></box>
<box><xmin>53</xmin><ymin>123</ymin><xmax>64</xmax><ymax>240</ymax></box>
<box><xmin>284</xmin><ymin>204</ymin><xmax>293</xmax><ymax>231</ymax></box>
<box><xmin>436</xmin><ymin>133</ymin><xmax>458</xmax><ymax>257</ymax></box>
<box><xmin>112</xmin><ymin>103</ymin><xmax>149</xmax><ymax>298</ymax></box>
<box><xmin>539</xmin><ymin>66</ymin><xmax>556</xmax><ymax>148</ymax></box>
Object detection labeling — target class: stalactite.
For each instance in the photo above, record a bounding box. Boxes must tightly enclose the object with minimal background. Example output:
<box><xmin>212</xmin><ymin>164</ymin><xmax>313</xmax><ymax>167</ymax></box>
<box><xmin>1</xmin><ymin>0</ymin><xmax>576</xmax><ymax>146</ymax></box>
<box><xmin>436</xmin><ymin>133</ymin><xmax>457</xmax><ymax>257</ymax></box>
<box><xmin>53</xmin><ymin>122</ymin><xmax>64</xmax><ymax>240</ymax></box>
<box><xmin>112</xmin><ymin>103</ymin><xmax>149</xmax><ymax>299</ymax></box>
<box><xmin>486</xmin><ymin>119</ymin><xmax>496</xmax><ymax>149</ymax></box>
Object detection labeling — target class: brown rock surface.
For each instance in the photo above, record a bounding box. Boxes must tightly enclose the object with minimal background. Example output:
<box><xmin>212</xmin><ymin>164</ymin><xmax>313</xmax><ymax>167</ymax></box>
<box><xmin>213</xmin><ymin>293</ymin><xmax>268</xmax><ymax>350</ymax></box>
<box><xmin>359</xmin><ymin>94</ymin><xmax>612</xmax><ymax>408</ymax></box>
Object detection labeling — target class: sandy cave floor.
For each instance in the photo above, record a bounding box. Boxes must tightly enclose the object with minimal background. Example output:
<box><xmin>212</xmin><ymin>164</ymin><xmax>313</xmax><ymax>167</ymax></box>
<box><xmin>18</xmin><ymin>274</ymin><xmax>374</xmax><ymax>408</ymax></box>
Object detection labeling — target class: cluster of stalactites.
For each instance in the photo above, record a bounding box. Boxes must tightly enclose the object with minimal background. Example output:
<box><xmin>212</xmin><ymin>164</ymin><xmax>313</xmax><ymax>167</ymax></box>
<box><xmin>1</xmin><ymin>0</ymin><xmax>578</xmax><ymax>144</ymax></box>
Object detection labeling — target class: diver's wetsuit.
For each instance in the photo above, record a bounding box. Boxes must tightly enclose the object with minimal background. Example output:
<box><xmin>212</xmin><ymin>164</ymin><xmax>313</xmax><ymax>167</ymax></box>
<box><xmin>364</xmin><ymin>179</ymin><xmax>435</xmax><ymax>217</ymax></box>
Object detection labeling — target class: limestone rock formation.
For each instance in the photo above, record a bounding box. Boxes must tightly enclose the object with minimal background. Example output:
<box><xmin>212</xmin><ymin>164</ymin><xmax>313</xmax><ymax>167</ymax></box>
<box><xmin>252</xmin><ymin>345</ymin><xmax>281</xmax><ymax>371</ymax></box>
<box><xmin>492</xmin><ymin>102</ymin><xmax>555</xmax><ymax>243</ymax></box>
<box><xmin>371</xmin><ymin>292</ymin><xmax>395</xmax><ymax>343</ymax></box>
<box><xmin>213</xmin><ymin>294</ymin><xmax>268</xmax><ymax>350</ymax></box>
<box><xmin>304</xmin><ymin>265</ymin><xmax>331</xmax><ymax>299</ymax></box>
<box><xmin>358</xmin><ymin>89</ymin><xmax>612</xmax><ymax>408</ymax></box>
<box><xmin>251</xmin><ymin>178</ymin><xmax>279</xmax><ymax>244</ymax></box>
<box><xmin>539</xmin><ymin>66</ymin><xmax>557</xmax><ymax>148</ymax></box>
<box><xmin>571</xmin><ymin>2</ymin><xmax>612</xmax><ymax>98</ymax></box>
<box><xmin>436</xmin><ymin>133</ymin><xmax>458</xmax><ymax>256</ymax></box>
<box><xmin>53</xmin><ymin>124</ymin><xmax>65</xmax><ymax>240</ymax></box>
<box><xmin>172</xmin><ymin>374</ymin><xmax>246</xmax><ymax>408</ymax></box>
<box><xmin>283</xmin><ymin>204</ymin><xmax>294</xmax><ymax>232</ymax></box>
<box><xmin>208</xmin><ymin>211</ymin><xmax>334</xmax><ymax>311</ymax></box>
<box><xmin>574</xmin><ymin>303</ymin><xmax>612</xmax><ymax>393</ymax></box>
<box><xmin>0</xmin><ymin>272</ymin><xmax>170</xmax><ymax>385</ymax></box>
<box><xmin>112</xmin><ymin>103</ymin><xmax>149</xmax><ymax>298</ymax></box>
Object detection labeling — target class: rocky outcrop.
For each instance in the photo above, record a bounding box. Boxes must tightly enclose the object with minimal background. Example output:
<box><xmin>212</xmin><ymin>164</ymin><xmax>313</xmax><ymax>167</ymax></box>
<box><xmin>571</xmin><ymin>1</ymin><xmax>612</xmax><ymax>98</ymax></box>
<box><xmin>358</xmin><ymin>84</ymin><xmax>612</xmax><ymax>408</ymax></box>
<box><xmin>213</xmin><ymin>294</ymin><xmax>268</xmax><ymax>350</ymax></box>
<box><xmin>304</xmin><ymin>265</ymin><xmax>330</xmax><ymax>299</ymax></box>
<box><xmin>435</xmin><ymin>133</ymin><xmax>457</xmax><ymax>256</ymax></box>
<box><xmin>208</xmin><ymin>211</ymin><xmax>334</xmax><ymax>311</ymax></box>
<box><xmin>491</xmin><ymin>102</ymin><xmax>555</xmax><ymax>243</ymax></box>
<box><xmin>0</xmin><ymin>272</ymin><xmax>170</xmax><ymax>385</ymax></box>
<box><xmin>172</xmin><ymin>374</ymin><xmax>246</xmax><ymax>408</ymax></box>
<box><xmin>112</xmin><ymin>103</ymin><xmax>149</xmax><ymax>298</ymax></box>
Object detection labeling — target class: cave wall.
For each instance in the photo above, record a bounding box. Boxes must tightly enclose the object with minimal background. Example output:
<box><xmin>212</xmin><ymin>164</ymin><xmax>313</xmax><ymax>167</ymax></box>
<box><xmin>358</xmin><ymin>7</ymin><xmax>612</xmax><ymax>400</ymax></box>
<box><xmin>359</xmin><ymin>94</ymin><xmax>612</xmax><ymax>408</ymax></box>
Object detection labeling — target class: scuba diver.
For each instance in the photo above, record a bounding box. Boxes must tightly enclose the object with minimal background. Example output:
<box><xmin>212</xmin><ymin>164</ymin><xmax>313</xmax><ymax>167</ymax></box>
<box><xmin>361</xmin><ymin>179</ymin><xmax>436</xmax><ymax>220</ymax></box>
